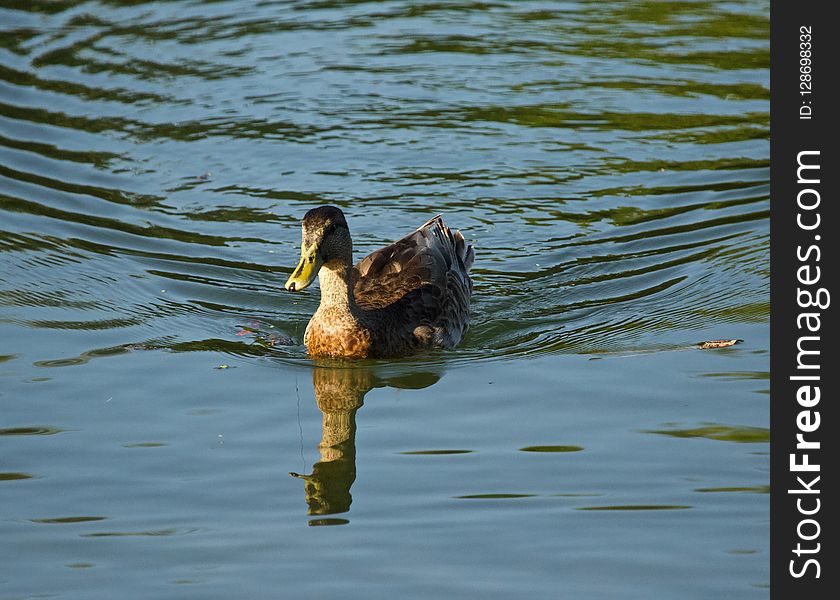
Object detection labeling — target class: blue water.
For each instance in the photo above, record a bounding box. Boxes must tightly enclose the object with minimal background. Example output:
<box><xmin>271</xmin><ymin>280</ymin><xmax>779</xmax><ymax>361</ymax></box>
<box><xmin>1</xmin><ymin>1</ymin><xmax>769</xmax><ymax>597</ymax></box>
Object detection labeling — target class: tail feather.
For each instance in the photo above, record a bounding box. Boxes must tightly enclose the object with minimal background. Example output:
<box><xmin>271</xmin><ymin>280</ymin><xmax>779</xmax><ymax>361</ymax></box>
<box><xmin>453</xmin><ymin>229</ymin><xmax>465</xmax><ymax>259</ymax></box>
<box><xmin>452</xmin><ymin>229</ymin><xmax>474</xmax><ymax>271</ymax></box>
<box><xmin>463</xmin><ymin>242</ymin><xmax>475</xmax><ymax>271</ymax></box>
<box><xmin>417</xmin><ymin>214</ymin><xmax>474</xmax><ymax>273</ymax></box>
<box><xmin>417</xmin><ymin>214</ymin><xmax>444</xmax><ymax>230</ymax></box>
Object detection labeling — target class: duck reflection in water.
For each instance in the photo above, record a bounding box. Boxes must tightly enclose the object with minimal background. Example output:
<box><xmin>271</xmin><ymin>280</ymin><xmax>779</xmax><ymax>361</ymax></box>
<box><xmin>289</xmin><ymin>362</ymin><xmax>440</xmax><ymax>517</ymax></box>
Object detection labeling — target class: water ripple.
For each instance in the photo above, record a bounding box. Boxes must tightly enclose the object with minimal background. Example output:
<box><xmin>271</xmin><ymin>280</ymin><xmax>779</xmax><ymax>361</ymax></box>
<box><xmin>0</xmin><ymin>0</ymin><xmax>768</xmax><ymax>365</ymax></box>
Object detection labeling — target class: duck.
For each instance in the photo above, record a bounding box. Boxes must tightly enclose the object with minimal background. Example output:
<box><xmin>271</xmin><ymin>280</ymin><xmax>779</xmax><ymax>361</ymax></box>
<box><xmin>284</xmin><ymin>206</ymin><xmax>474</xmax><ymax>358</ymax></box>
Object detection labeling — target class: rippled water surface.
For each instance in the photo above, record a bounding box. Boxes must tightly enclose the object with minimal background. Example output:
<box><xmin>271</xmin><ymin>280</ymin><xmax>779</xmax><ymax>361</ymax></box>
<box><xmin>2</xmin><ymin>1</ymin><xmax>769</xmax><ymax>598</ymax></box>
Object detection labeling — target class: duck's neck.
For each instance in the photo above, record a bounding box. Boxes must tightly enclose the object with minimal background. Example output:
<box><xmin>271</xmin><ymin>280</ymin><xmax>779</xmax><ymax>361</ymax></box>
<box><xmin>317</xmin><ymin>261</ymin><xmax>357</xmax><ymax>313</ymax></box>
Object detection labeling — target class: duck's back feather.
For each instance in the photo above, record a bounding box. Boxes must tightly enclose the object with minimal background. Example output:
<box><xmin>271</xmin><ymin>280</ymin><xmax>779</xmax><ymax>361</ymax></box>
<box><xmin>352</xmin><ymin>215</ymin><xmax>473</xmax><ymax>352</ymax></box>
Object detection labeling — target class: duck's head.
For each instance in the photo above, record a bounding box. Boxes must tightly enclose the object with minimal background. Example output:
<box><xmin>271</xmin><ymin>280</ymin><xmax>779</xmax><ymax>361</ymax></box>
<box><xmin>285</xmin><ymin>205</ymin><xmax>352</xmax><ymax>291</ymax></box>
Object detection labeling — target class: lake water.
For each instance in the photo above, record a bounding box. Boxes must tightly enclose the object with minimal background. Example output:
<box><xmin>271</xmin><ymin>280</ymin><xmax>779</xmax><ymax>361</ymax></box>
<box><xmin>1</xmin><ymin>1</ymin><xmax>769</xmax><ymax>598</ymax></box>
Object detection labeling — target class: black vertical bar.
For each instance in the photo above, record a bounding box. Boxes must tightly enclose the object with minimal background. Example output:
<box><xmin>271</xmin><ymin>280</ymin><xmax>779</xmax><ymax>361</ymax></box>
<box><xmin>771</xmin><ymin>1</ymin><xmax>836</xmax><ymax>596</ymax></box>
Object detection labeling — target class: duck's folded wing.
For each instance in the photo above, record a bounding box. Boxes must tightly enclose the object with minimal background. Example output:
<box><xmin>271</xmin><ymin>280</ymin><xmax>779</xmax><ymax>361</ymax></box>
<box><xmin>353</xmin><ymin>216</ymin><xmax>471</xmax><ymax>312</ymax></box>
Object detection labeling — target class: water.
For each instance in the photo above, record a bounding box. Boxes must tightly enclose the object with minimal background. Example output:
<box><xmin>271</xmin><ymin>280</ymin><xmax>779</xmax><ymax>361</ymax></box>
<box><xmin>1</xmin><ymin>1</ymin><xmax>769</xmax><ymax>597</ymax></box>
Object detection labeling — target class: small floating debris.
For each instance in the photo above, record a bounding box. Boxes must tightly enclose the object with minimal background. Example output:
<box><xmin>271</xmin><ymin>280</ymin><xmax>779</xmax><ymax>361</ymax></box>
<box><xmin>698</xmin><ymin>339</ymin><xmax>743</xmax><ymax>349</ymax></box>
<box><xmin>214</xmin><ymin>364</ymin><xmax>233</xmax><ymax>370</ymax></box>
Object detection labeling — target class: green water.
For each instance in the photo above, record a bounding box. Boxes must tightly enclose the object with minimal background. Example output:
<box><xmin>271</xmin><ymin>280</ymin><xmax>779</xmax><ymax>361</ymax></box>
<box><xmin>1</xmin><ymin>1</ymin><xmax>768</xmax><ymax>598</ymax></box>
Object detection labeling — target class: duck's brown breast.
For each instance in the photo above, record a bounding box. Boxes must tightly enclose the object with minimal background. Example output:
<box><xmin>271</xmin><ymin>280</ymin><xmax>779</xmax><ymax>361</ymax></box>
<box><xmin>304</xmin><ymin>315</ymin><xmax>374</xmax><ymax>358</ymax></box>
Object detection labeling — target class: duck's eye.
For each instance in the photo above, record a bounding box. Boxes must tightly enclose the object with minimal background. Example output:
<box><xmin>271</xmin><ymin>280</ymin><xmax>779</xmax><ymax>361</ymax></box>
<box><xmin>325</xmin><ymin>224</ymin><xmax>336</xmax><ymax>235</ymax></box>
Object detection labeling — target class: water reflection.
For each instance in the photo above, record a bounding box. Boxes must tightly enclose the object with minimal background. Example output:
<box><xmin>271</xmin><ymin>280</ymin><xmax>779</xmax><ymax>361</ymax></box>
<box><xmin>290</xmin><ymin>363</ymin><xmax>440</xmax><ymax>519</ymax></box>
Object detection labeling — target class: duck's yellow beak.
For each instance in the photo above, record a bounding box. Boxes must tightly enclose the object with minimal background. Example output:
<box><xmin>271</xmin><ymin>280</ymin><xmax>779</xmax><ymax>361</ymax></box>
<box><xmin>285</xmin><ymin>243</ymin><xmax>322</xmax><ymax>291</ymax></box>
